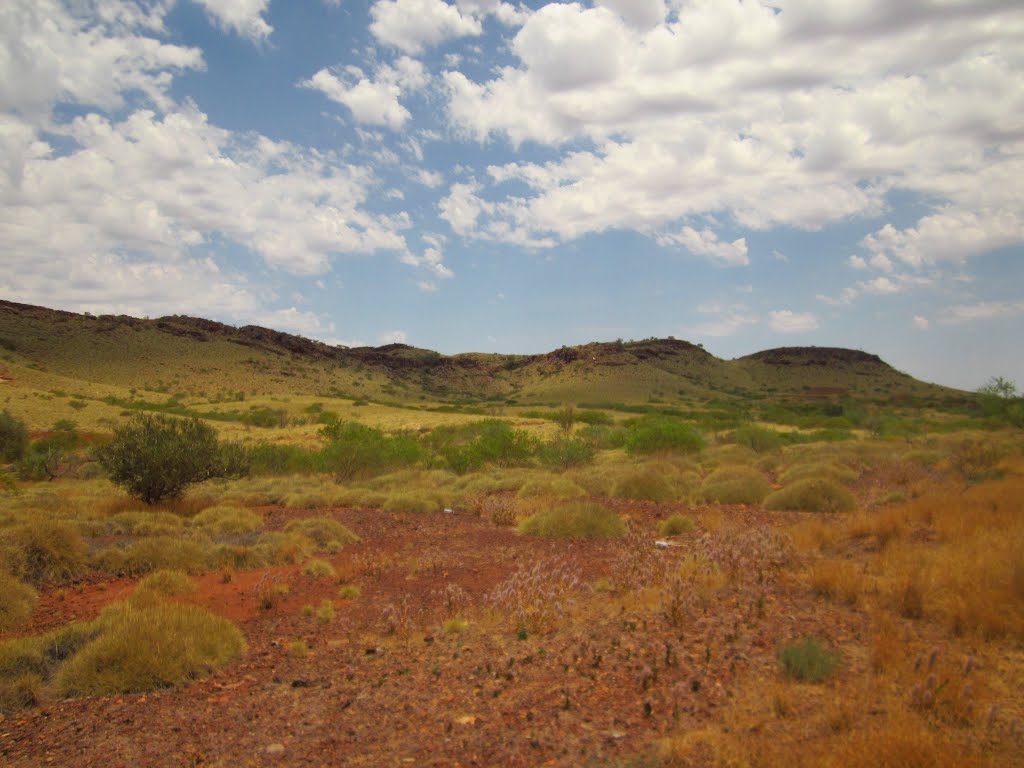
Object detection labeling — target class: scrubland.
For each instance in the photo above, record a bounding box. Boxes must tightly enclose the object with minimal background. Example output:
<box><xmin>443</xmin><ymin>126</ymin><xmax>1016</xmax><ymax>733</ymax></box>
<box><xmin>1</xmin><ymin>378</ymin><xmax>1023</xmax><ymax>766</ymax></box>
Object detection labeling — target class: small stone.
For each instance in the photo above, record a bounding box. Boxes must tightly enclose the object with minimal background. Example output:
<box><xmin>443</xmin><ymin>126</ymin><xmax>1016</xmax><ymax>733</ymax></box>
<box><xmin>265</xmin><ymin>743</ymin><xmax>285</xmax><ymax>755</ymax></box>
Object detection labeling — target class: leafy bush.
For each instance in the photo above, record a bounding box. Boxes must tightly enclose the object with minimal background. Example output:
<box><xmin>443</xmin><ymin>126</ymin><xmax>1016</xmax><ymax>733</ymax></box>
<box><xmin>0</xmin><ymin>520</ymin><xmax>88</xmax><ymax>585</ymax></box>
<box><xmin>55</xmin><ymin>601</ymin><xmax>245</xmax><ymax>696</ymax></box>
<box><xmin>699</xmin><ymin>466</ymin><xmax>772</xmax><ymax>504</ymax></box>
<box><xmin>191</xmin><ymin>506</ymin><xmax>263</xmax><ymax>536</ymax></box>
<box><xmin>283</xmin><ymin>516</ymin><xmax>360</xmax><ymax>550</ymax></box>
<box><xmin>730</xmin><ymin>425</ymin><xmax>784</xmax><ymax>453</ymax></box>
<box><xmin>764</xmin><ymin>479</ymin><xmax>857</xmax><ymax>513</ymax></box>
<box><xmin>0</xmin><ymin>571</ymin><xmax>38</xmax><ymax>631</ymax></box>
<box><xmin>537</xmin><ymin>437</ymin><xmax>595</xmax><ymax>469</ymax></box>
<box><xmin>0</xmin><ymin>410</ymin><xmax>28</xmax><ymax>462</ymax></box>
<box><xmin>433</xmin><ymin>420</ymin><xmax>536</xmax><ymax>474</ymax></box>
<box><xmin>658</xmin><ymin>514</ymin><xmax>695</xmax><ymax>536</ymax></box>
<box><xmin>97</xmin><ymin>414</ymin><xmax>248</xmax><ymax>504</ymax></box>
<box><xmin>611</xmin><ymin>468</ymin><xmax>677</xmax><ymax>502</ymax></box>
<box><xmin>623</xmin><ymin>416</ymin><xmax>704</xmax><ymax>456</ymax></box>
<box><xmin>247</xmin><ymin>443</ymin><xmax>323</xmax><ymax>475</ymax></box>
<box><xmin>518</xmin><ymin>502</ymin><xmax>626</xmax><ymax>539</ymax></box>
<box><xmin>778</xmin><ymin>637</ymin><xmax>839</xmax><ymax>682</ymax></box>
<box><xmin>320</xmin><ymin>420</ymin><xmax>424</xmax><ymax>480</ymax></box>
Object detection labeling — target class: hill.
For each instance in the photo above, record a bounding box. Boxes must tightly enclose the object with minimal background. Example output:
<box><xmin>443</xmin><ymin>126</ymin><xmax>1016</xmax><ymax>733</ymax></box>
<box><xmin>0</xmin><ymin>299</ymin><xmax>963</xmax><ymax>410</ymax></box>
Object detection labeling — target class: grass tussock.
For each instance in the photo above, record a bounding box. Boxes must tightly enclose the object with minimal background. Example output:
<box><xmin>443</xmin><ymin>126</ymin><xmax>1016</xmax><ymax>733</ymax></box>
<box><xmin>382</xmin><ymin>493</ymin><xmax>442</xmax><ymax>514</ymax></box>
<box><xmin>518</xmin><ymin>502</ymin><xmax>626</xmax><ymax>539</ymax></box>
<box><xmin>0</xmin><ymin>520</ymin><xmax>89</xmax><ymax>585</ymax></box>
<box><xmin>303</xmin><ymin>558</ymin><xmax>337</xmax><ymax>578</ymax></box>
<box><xmin>657</xmin><ymin>514</ymin><xmax>695</xmax><ymax>536</ymax></box>
<box><xmin>764</xmin><ymin>478</ymin><xmax>857</xmax><ymax>513</ymax></box>
<box><xmin>283</xmin><ymin>516</ymin><xmax>360</xmax><ymax>551</ymax></box>
<box><xmin>190</xmin><ymin>506</ymin><xmax>263</xmax><ymax>536</ymax></box>
<box><xmin>780</xmin><ymin>462</ymin><xmax>858</xmax><ymax>486</ymax></box>
<box><xmin>778</xmin><ymin>637</ymin><xmax>840</xmax><ymax>683</ymax></box>
<box><xmin>0</xmin><ymin>571</ymin><xmax>38</xmax><ymax>631</ymax></box>
<box><xmin>515</xmin><ymin>476</ymin><xmax>587</xmax><ymax>500</ymax></box>
<box><xmin>131</xmin><ymin>569</ymin><xmax>195</xmax><ymax>602</ymax></box>
<box><xmin>699</xmin><ymin>465</ymin><xmax>772</xmax><ymax>504</ymax></box>
<box><xmin>806</xmin><ymin>559</ymin><xmax>865</xmax><ymax>606</ymax></box>
<box><xmin>92</xmin><ymin>535</ymin><xmax>211</xmax><ymax>576</ymax></box>
<box><xmin>105</xmin><ymin>511</ymin><xmax>185</xmax><ymax>537</ymax></box>
<box><xmin>55</xmin><ymin>601</ymin><xmax>245</xmax><ymax>696</ymax></box>
<box><xmin>610</xmin><ymin>468</ymin><xmax>677</xmax><ymax>503</ymax></box>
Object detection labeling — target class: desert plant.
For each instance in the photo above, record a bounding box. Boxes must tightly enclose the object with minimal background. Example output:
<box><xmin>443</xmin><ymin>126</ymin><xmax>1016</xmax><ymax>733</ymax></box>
<box><xmin>320</xmin><ymin>420</ymin><xmax>424</xmax><ymax>480</ymax></box>
<box><xmin>337</xmin><ymin>584</ymin><xmax>361</xmax><ymax>599</ymax></box>
<box><xmin>191</xmin><ymin>506</ymin><xmax>263</xmax><ymax>536</ymax></box>
<box><xmin>303</xmin><ymin>558</ymin><xmax>336</xmax><ymax>578</ymax></box>
<box><xmin>382</xmin><ymin>493</ymin><xmax>441</xmax><ymax>514</ymax></box>
<box><xmin>611</xmin><ymin>468</ymin><xmax>677</xmax><ymax>502</ymax></box>
<box><xmin>97</xmin><ymin>414</ymin><xmax>248</xmax><ymax>504</ymax></box>
<box><xmin>283</xmin><ymin>517</ymin><xmax>360</xmax><ymax>550</ymax></box>
<box><xmin>516</xmin><ymin>476</ymin><xmax>587</xmax><ymax>500</ymax></box>
<box><xmin>92</xmin><ymin>536</ymin><xmax>210</xmax><ymax>577</ymax></box>
<box><xmin>0</xmin><ymin>520</ymin><xmax>88</xmax><ymax>586</ymax></box>
<box><xmin>0</xmin><ymin>410</ymin><xmax>28</xmax><ymax>463</ymax></box>
<box><xmin>623</xmin><ymin>416</ymin><xmax>705</xmax><ymax>456</ymax></box>
<box><xmin>536</xmin><ymin>436</ymin><xmax>595</xmax><ymax>469</ymax></box>
<box><xmin>764</xmin><ymin>479</ymin><xmax>857</xmax><ymax>513</ymax></box>
<box><xmin>518</xmin><ymin>502</ymin><xmax>626</xmax><ymax>539</ymax></box>
<box><xmin>131</xmin><ymin>569</ymin><xmax>195</xmax><ymax>602</ymax></box>
<box><xmin>778</xmin><ymin>637</ymin><xmax>839</xmax><ymax>682</ymax></box>
<box><xmin>699</xmin><ymin>465</ymin><xmax>772</xmax><ymax>504</ymax></box>
<box><xmin>55</xmin><ymin>601</ymin><xmax>245</xmax><ymax>696</ymax></box>
<box><xmin>658</xmin><ymin>514</ymin><xmax>695</xmax><ymax>536</ymax></box>
<box><xmin>730</xmin><ymin>425</ymin><xmax>784</xmax><ymax>453</ymax></box>
<box><xmin>0</xmin><ymin>571</ymin><xmax>38</xmax><ymax>631</ymax></box>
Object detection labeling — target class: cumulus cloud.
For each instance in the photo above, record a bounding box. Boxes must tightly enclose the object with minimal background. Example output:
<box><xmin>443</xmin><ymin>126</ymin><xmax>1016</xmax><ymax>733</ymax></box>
<box><xmin>687</xmin><ymin>303</ymin><xmax>758</xmax><ymax>338</ymax></box>
<box><xmin>913</xmin><ymin>315</ymin><xmax>930</xmax><ymax>330</ymax></box>
<box><xmin>370</xmin><ymin>0</ymin><xmax>482</xmax><ymax>54</ymax></box>
<box><xmin>941</xmin><ymin>300</ymin><xmax>1024</xmax><ymax>325</ymax></box>
<box><xmin>193</xmin><ymin>0</ymin><xmax>273</xmax><ymax>42</ymax></box>
<box><xmin>656</xmin><ymin>226</ymin><xmax>749</xmax><ymax>266</ymax></box>
<box><xmin>302</xmin><ymin>57</ymin><xmax>428</xmax><ymax>130</ymax></box>
<box><xmin>437</xmin><ymin>0</ymin><xmax>1023</xmax><ymax>266</ymax></box>
<box><xmin>769</xmin><ymin>310</ymin><xmax>818</xmax><ymax>333</ymax></box>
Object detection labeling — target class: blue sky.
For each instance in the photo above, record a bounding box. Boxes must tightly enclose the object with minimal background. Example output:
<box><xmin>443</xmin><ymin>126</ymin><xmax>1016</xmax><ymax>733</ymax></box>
<box><xmin>1</xmin><ymin>1</ymin><xmax>1022</xmax><ymax>390</ymax></box>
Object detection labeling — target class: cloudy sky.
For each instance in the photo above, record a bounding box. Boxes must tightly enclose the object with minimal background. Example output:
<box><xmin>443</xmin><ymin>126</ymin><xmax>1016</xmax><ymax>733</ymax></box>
<box><xmin>1</xmin><ymin>1</ymin><xmax>1022</xmax><ymax>390</ymax></box>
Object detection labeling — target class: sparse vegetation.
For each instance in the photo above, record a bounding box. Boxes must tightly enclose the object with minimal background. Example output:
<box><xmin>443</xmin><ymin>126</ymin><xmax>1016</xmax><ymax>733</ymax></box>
<box><xmin>764</xmin><ymin>478</ymin><xmax>858</xmax><ymax>513</ymax></box>
<box><xmin>699</xmin><ymin>465</ymin><xmax>772</xmax><ymax>504</ymax></box>
<box><xmin>778</xmin><ymin>637</ymin><xmax>840</xmax><ymax>682</ymax></box>
<box><xmin>518</xmin><ymin>501</ymin><xmax>626</xmax><ymax>539</ymax></box>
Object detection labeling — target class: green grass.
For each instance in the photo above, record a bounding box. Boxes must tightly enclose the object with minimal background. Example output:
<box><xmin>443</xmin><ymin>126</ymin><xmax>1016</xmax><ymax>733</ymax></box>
<box><xmin>518</xmin><ymin>502</ymin><xmax>626</xmax><ymax>539</ymax></box>
<box><xmin>778</xmin><ymin>638</ymin><xmax>840</xmax><ymax>682</ymax></box>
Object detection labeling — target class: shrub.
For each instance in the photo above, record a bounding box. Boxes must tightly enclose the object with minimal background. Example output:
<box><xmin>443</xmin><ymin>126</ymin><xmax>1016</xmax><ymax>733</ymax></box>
<box><xmin>338</xmin><ymin>584</ymin><xmax>361</xmax><ymax>599</ymax></box>
<box><xmin>518</xmin><ymin>502</ymin><xmax>626</xmax><ymax>539</ymax></box>
<box><xmin>106</xmin><ymin>511</ymin><xmax>185</xmax><ymax>537</ymax></box>
<box><xmin>658</xmin><ymin>514</ymin><xmax>695</xmax><ymax>536</ymax></box>
<box><xmin>0</xmin><ymin>520</ymin><xmax>88</xmax><ymax>585</ymax></box>
<box><xmin>191</xmin><ymin>506</ymin><xmax>263</xmax><ymax>536</ymax></box>
<box><xmin>131</xmin><ymin>570</ymin><xmax>195</xmax><ymax>602</ymax></box>
<box><xmin>537</xmin><ymin>437</ymin><xmax>595</xmax><ymax>469</ymax></box>
<box><xmin>304</xmin><ymin>558</ymin><xmax>337</xmax><ymax>578</ymax></box>
<box><xmin>382</xmin><ymin>494</ymin><xmax>441</xmax><ymax>514</ymax></box>
<box><xmin>316</xmin><ymin>599</ymin><xmax>335</xmax><ymax>622</ymax></box>
<box><xmin>97</xmin><ymin>414</ymin><xmax>248</xmax><ymax>504</ymax></box>
<box><xmin>778</xmin><ymin>637</ymin><xmax>839</xmax><ymax>682</ymax></box>
<box><xmin>320</xmin><ymin>420</ymin><xmax>424</xmax><ymax>480</ymax></box>
<box><xmin>730</xmin><ymin>425</ymin><xmax>784</xmax><ymax>453</ymax></box>
<box><xmin>699</xmin><ymin>466</ymin><xmax>772</xmax><ymax>504</ymax></box>
<box><xmin>516</xmin><ymin>476</ymin><xmax>587</xmax><ymax>500</ymax></box>
<box><xmin>0</xmin><ymin>571</ymin><xmax>38</xmax><ymax>631</ymax></box>
<box><xmin>431</xmin><ymin>419</ymin><xmax>536</xmax><ymax>473</ymax></box>
<box><xmin>0</xmin><ymin>410</ymin><xmax>28</xmax><ymax>462</ymax></box>
<box><xmin>283</xmin><ymin>516</ymin><xmax>360</xmax><ymax>550</ymax></box>
<box><xmin>247</xmin><ymin>443</ymin><xmax>324</xmax><ymax>475</ymax></box>
<box><xmin>779</xmin><ymin>462</ymin><xmax>857</xmax><ymax>486</ymax></box>
<box><xmin>764</xmin><ymin>479</ymin><xmax>857</xmax><ymax>513</ymax></box>
<box><xmin>55</xmin><ymin>601</ymin><xmax>245</xmax><ymax>696</ymax></box>
<box><xmin>623</xmin><ymin>416</ymin><xmax>704</xmax><ymax>456</ymax></box>
<box><xmin>611</xmin><ymin>468</ymin><xmax>677</xmax><ymax>502</ymax></box>
<box><xmin>92</xmin><ymin>536</ymin><xmax>210</xmax><ymax>576</ymax></box>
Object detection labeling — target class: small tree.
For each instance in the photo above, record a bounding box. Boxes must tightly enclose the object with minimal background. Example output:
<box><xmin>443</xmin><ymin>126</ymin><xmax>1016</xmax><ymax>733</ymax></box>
<box><xmin>97</xmin><ymin>414</ymin><xmax>246</xmax><ymax>504</ymax></box>
<box><xmin>0</xmin><ymin>410</ymin><xmax>28</xmax><ymax>463</ymax></box>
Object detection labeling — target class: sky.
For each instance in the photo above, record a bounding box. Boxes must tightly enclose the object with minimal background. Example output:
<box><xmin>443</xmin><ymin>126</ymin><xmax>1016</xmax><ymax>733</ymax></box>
<box><xmin>1</xmin><ymin>0</ymin><xmax>1022</xmax><ymax>391</ymax></box>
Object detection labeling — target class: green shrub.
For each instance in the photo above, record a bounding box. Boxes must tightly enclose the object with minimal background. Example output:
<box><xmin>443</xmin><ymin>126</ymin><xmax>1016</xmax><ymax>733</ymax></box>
<box><xmin>657</xmin><ymin>514</ymin><xmax>695</xmax><ymax>536</ymax></box>
<box><xmin>430</xmin><ymin>420</ymin><xmax>536</xmax><ymax>473</ymax></box>
<box><xmin>382</xmin><ymin>494</ymin><xmax>441</xmax><ymax>514</ymax></box>
<box><xmin>0</xmin><ymin>410</ymin><xmax>28</xmax><ymax>463</ymax></box>
<box><xmin>0</xmin><ymin>571</ymin><xmax>38</xmax><ymax>631</ymax></box>
<box><xmin>97</xmin><ymin>414</ymin><xmax>248</xmax><ymax>504</ymax></box>
<box><xmin>730</xmin><ymin>425</ymin><xmax>784</xmax><ymax>453</ymax></box>
<box><xmin>611</xmin><ymin>468</ymin><xmax>677</xmax><ymax>502</ymax></box>
<box><xmin>518</xmin><ymin>502</ymin><xmax>626</xmax><ymax>539</ymax></box>
<box><xmin>537</xmin><ymin>437</ymin><xmax>595</xmax><ymax>469</ymax></box>
<box><xmin>699</xmin><ymin>466</ymin><xmax>772</xmax><ymax>504</ymax></box>
<box><xmin>778</xmin><ymin>638</ymin><xmax>839</xmax><ymax>682</ymax></box>
<box><xmin>0</xmin><ymin>520</ymin><xmax>88</xmax><ymax>585</ymax></box>
<box><xmin>320</xmin><ymin>420</ymin><xmax>424</xmax><ymax>480</ymax></box>
<box><xmin>623</xmin><ymin>416</ymin><xmax>704</xmax><ymax>456</ymax></box>
<box><xmin>55</xmin><ymin>602</ymin><xmax>245</xmax><ymax>696</ymax></box>
<box><xmin>283</xmin><ymin>516</ymin><xmax>360</xmax><ymax>550</ymax></box>
<box><xmin>764</xmin><ymin>479</ymin><xmax>857</xmax><ymax>513</ymax></box>
<box><xmin>247</xmin><ymin>443</ymin><xmax>323</xmax><ymax>475</ymax></box>
<box><xmin>191</xmin><ymin>506</ymin><xmax>263</xmax><ymax>536</ymax></box>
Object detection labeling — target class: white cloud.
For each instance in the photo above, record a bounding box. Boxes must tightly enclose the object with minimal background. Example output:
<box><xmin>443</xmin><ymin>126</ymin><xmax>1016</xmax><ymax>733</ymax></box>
<box><xmin>913</xmin><ymin>315</ymin><xmax>930</xmax><ymax>330</ymax></box>
<box><xmin>401</xmin><ymin>245</ymin><xmax>454</xmax><ymax>278</ymax></box>
<box><xmin>941</xmin><ymin>300</ymin><xmax>1024</xmax><ymax>325</ymax></box>
<box><xmin>769</xmin><ymin>310</ymin><xmax>818</xmax><ymax>333</ymax></box>
<box><xmin>437</xmin><ymin>1</ymin><xmax>1023</xmax><ymax>265</ymax></box>
<box><xmin>193</xmin><ymin>0</ymin><xmax>273</xmax><ymax>42</ymax></box>
<box><xmin>656</xmin><ymin>226</ymin><xmax>749</xmax><ymax>266</ymax></box>
<box><xmin>848</xmin><ymin>255</ymin><xmax>868</xmax><ymax>269</ymax></box>
<box><xmin>380</xmin><ymin>329</ymin><xmax>409</xmax><ymax>344</ymax></box>
<box><xmin>416</xmin><ymin>280</ymin><xmax>438</xmax><ymax>292</ymax></box>
<box><xmin>414</xmin><ymin>168</ymin><xmax>445</xmax><ymax>187</ymax></box>
<box><xmin>370</xmin><ymin>0</ymin><xmax>482</xmax><ymax>54</ymax></box>
<box><xmin>687</xmin><ymin>303</ymin><xmax>757</xmax><ymax>338</ymax></box>
<box><xmin>302</xmin><ymin>57</ymin><xmax>428</xmax><ymax>130</ymax></box>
